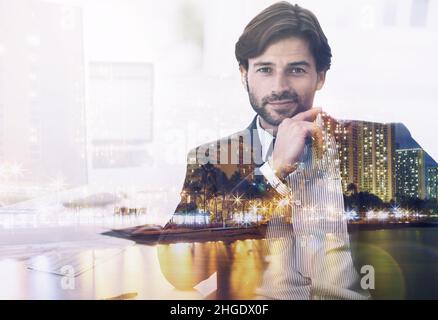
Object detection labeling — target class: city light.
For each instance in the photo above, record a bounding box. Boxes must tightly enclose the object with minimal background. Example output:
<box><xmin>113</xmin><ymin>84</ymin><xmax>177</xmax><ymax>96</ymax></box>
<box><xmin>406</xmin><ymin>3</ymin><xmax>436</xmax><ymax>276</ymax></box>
<box><xmin>232</xmin><ymin>212</ymin><xmax>262</xmax><ymax>225</ymax></box>
<box><xmin>377</xmin><ymin>211</ymin><xmax>389</xmax><ymax>220</ymax></box>
<box><xmin>172</xmin><ymin>210</ymin><xmax>210</xmax><ymax>225</ymax></box>
<box><xmin>0</xmin><ymin>162</ymin><xmax>25</xmax><ymax>179</ymax></box>
<box><xmin>345</xmin><ymin>209</ymin><xmax>359</xmax><ymax>221</ymax></box>
<box><xmin>49</xmin><ymin>176</ymin><xmax>67</xmax><ymax>192</ymax></box>
<box><xmin>233</xmin><ymin>194</ymin><xmax>243</xmax><ymax>205</ymax></box>
<box><xmin>366</xmin><ymin>210</ymin><xmax>377</xmax><ymax>220</ymax></box>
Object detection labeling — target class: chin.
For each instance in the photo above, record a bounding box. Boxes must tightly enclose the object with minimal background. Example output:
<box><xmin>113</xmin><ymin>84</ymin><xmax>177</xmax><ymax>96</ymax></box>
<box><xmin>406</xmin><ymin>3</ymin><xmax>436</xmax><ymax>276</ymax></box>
<box><xmin>264</xmin><ymin>115</ymin><xmax>287</xmax><ymax>127</ymax></box>
<box><xmin>271</xmin><ymin>110</ymin><xmax>297</xmax><ymax>121</ymax></box>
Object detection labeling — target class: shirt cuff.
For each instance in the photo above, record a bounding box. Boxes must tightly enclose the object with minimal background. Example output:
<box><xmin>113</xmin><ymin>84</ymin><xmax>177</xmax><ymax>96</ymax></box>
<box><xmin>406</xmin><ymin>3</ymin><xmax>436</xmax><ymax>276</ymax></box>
<box><xmin>260</xmin><ymin>161</ymin><xmax>290</xmax><ymax>197</ymax></box>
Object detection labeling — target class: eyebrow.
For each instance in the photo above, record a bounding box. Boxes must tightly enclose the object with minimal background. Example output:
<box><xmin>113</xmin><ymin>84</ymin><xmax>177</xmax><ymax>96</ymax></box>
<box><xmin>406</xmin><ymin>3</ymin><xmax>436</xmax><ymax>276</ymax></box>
<box><xmin>253</xmin><ymin>61</ymin><xmax>311</xmax><ymax>68</ymax></box>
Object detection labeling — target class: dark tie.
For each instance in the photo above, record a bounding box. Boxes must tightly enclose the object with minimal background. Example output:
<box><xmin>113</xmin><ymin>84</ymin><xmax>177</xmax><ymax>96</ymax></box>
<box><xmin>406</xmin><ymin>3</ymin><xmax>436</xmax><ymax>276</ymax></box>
<box><xmin>267</xmin><ymin>138</ymin><xmax>276</xmax><ymax>160</ymax></box>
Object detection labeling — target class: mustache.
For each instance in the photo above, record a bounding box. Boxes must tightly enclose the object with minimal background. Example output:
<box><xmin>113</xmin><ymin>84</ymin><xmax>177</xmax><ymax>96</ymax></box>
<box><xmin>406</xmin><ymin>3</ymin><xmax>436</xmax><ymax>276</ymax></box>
<box><xmin>262</xmin><ymin>91</ymin><xmax>300</xmax><ymax>106</ymax></box>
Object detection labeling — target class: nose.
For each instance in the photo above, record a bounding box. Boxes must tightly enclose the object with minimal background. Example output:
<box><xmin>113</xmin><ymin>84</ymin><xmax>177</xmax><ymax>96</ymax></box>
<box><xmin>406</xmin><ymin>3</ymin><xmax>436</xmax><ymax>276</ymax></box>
<box><xmin>272</xmin><ymin>73</ymin><xmax>291</xmax><ymax>94</ymax></box>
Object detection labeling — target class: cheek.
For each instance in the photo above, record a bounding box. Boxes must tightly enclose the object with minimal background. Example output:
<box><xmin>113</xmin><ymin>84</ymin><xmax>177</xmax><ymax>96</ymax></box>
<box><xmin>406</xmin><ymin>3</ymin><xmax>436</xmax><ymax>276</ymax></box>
<box><xmin>248</xmin><ymin>76</ymin><xmax>273</xmax><ymax>97</ymax></box>
<box><xmin>295</xmin><ymin>78</ymin><xmax>319</xmax><ymax>96</ymax></box>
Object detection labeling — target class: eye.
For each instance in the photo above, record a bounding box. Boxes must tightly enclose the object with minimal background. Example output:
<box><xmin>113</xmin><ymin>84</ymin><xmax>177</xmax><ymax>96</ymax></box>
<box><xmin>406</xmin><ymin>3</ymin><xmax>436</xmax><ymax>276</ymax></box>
<box><xmin>256</xmin><ymin>67</ymin><xmax>272</xmax><ymax>73</ymax></box>
<box><xmin>288</xmin><ymin>67</ymin><xmax>306</xmax><ymax>75</ymax></box>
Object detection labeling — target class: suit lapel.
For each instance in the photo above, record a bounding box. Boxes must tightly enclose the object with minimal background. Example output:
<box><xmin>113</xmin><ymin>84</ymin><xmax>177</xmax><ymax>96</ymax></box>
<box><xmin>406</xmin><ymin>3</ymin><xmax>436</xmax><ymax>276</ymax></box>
<box><xmin>246</xmin><ymin>116</ymin><xmax>264</xmax><ymax>168</ymax></box>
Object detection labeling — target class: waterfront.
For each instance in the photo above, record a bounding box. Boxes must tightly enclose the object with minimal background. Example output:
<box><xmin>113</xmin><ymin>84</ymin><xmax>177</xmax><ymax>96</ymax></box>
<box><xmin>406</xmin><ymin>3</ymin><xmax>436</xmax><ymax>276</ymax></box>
<box><xmin>0</xmin><ymin>226</ymin><xmax>436</xmax><ymax>299</ymax></box>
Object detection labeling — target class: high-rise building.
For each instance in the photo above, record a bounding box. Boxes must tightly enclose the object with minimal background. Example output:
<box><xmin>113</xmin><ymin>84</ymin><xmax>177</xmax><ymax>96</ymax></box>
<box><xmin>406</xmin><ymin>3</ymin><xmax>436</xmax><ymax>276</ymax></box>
<box><xmin>426</xmin><ymin>167</ymin><xmax>438</xmax><ymax>202</ymax></box>
<box><xmin>323</xmin><ymin>118</ymin><xmax>395</xmax><ymax>202</ymax></box>
<box><xmin>359</xmin><ymin>122</ymin><xmax>396</xmax><ymax>203</ymax></box>
<box><xmin>395</xmin><ymin>148</ymin><xmax>426</xmax><ymax>199</ymax></box>
<box><xmin>324</xmin><ymin>119</ymin><xmax>359</xmax><ymax>193</ymax></box>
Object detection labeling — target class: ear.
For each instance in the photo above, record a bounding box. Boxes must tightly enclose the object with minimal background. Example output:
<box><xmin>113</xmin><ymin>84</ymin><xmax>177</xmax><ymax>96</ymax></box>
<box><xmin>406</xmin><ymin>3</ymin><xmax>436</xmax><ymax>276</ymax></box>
<box><xmin>239</xmin><ymin>65</ymin><xmax>249</xmax><ymax>91</ymax></box>
<box><xmin>316</xmin><ymin>71</ymin><xmax>326</xmax><ymax>91</ymax></box>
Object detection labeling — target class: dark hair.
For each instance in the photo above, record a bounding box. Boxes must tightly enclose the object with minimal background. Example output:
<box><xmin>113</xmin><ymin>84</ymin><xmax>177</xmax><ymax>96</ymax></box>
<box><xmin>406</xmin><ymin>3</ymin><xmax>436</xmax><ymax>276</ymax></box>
<box><xmin>235</xmin><ymin>2</ymin><xmax>332</xmax><ymax>72</ymax></box>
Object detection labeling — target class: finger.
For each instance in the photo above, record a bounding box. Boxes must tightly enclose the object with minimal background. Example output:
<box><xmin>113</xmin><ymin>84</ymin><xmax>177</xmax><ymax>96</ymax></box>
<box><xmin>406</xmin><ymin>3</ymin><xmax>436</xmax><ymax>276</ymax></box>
<box><xmin>292</xmin><ymin>107</ymin><xmax>322</xmax><ymax>122</ymax></box>
<box><xmin>313</xmin><ymin>125</ymin><xmax>324</xmax><ymax>160</ymax></box>
<box><xmin>298</xmin><ymin>121</ymin><xmax>322</xmax><ymax>140</ymax></box>
<box><xmin>300</xmin><ymin>122</ymin><xmax>323</xmax><ymax>159</ymax></box>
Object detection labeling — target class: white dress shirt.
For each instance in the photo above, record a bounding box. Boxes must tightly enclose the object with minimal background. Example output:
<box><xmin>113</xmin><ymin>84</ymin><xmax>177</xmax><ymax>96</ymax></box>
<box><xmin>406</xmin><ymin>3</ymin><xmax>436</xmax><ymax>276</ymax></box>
<box><xmin>256</xmin><ymin>116</ymin><xmax>295</xmax><ymax>196</ymax></box>
<box><xmin>256</xmin><ymin>116</ymin><xmax>275</xmax><ymax>162</ymax></box>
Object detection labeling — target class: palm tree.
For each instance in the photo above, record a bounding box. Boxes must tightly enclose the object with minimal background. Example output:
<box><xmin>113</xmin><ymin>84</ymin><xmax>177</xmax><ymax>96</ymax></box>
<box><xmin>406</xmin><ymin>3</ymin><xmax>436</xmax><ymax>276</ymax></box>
<box><xmin>347</xmin><ymin>183</ymin><xmax>358</xmax><ymax>195</ymax></box>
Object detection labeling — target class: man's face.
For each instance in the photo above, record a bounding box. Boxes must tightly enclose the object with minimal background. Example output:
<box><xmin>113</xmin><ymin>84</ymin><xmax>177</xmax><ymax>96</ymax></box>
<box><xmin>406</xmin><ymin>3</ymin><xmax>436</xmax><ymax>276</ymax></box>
<box><xmin>241</xmin><ymin>36</ymin><xmax>326</xmax><ymax>129</ymax></box>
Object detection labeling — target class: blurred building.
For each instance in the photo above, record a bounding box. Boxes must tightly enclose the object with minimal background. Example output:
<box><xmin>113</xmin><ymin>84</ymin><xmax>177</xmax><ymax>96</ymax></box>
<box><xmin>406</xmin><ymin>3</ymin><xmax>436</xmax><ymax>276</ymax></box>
<box><xmin>87</xmin><ymin>62</ymin><xmax>154</xmax><ymax>170</ymax></box>
<box><xmin>0</xmin><ymin>0</ymin><xmax>87</xmax><ymax>200</ymax></box>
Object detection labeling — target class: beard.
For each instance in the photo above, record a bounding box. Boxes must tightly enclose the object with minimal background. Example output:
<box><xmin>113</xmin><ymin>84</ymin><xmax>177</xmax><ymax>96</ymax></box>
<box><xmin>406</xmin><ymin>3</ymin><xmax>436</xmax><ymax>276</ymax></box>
<box><xmin>246</xmin><ymin>81</ymin><xmax>307</xmax><ymax>127</ymax></box>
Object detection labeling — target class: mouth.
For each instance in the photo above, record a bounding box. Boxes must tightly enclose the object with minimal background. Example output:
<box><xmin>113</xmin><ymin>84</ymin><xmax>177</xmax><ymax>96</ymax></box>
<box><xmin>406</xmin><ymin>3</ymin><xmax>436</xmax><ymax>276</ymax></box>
<box><xmin>267</xmin><ymin>100</ymin><xmax>297</xmax><ymax>109</ymax></box>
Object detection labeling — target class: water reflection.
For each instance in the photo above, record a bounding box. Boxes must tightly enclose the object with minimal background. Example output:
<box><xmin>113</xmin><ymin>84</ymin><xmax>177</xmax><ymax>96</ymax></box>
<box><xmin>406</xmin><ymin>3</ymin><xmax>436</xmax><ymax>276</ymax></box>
<box><xmin>157</xmin><ymin>228</ymin><xmax>438</xmax><ymax>300</ymax></box>
<box><xmin>157</xmin><ymin>240</ymin><xmax>267</xmax><ymax>299</ymax></box>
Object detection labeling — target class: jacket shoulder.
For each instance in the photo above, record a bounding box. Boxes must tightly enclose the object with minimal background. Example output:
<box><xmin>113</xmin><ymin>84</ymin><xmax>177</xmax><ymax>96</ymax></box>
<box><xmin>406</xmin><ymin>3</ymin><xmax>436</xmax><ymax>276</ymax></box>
<box><xmin>186</xmin><ymin>127</ymin><xmax>254</xmax><ymax>165</ymax></box>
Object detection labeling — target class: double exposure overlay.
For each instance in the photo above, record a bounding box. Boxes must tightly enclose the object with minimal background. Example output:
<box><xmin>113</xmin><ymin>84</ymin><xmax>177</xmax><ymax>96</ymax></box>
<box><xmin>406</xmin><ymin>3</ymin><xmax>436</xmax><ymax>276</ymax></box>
<box><xmin>0</xmin><ymin>0</ymin><xmax>436</xmax><ymax>302</ymax></box>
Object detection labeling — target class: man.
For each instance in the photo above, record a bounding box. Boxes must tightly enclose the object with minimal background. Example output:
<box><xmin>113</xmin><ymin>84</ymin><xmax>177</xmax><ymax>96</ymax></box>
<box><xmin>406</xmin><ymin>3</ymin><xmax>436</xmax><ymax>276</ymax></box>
<box><xmin>158</xmin><ymin>2</ymin><xmax>436</xmax><ymax>299</ymax></box>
